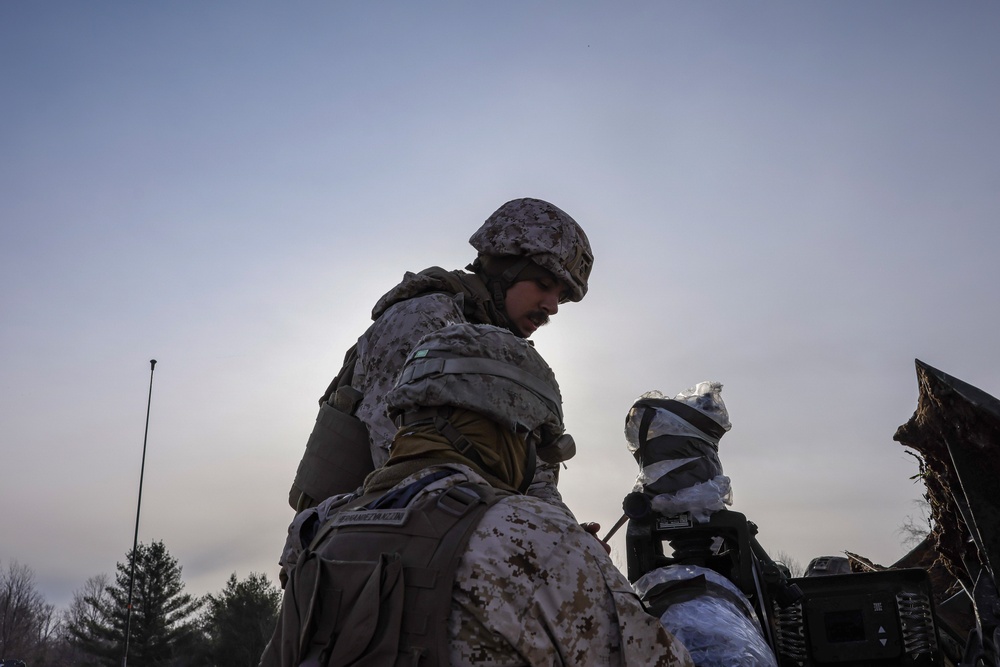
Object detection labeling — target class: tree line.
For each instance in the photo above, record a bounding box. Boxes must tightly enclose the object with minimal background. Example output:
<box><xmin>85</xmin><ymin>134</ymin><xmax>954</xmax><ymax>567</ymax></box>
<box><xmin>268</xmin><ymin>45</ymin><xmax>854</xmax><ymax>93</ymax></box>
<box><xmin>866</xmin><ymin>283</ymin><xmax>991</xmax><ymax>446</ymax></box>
<box><xmin>0</xmin><ymin>541</ymin><xmax>280</xmax><ymax>666</ymax></box>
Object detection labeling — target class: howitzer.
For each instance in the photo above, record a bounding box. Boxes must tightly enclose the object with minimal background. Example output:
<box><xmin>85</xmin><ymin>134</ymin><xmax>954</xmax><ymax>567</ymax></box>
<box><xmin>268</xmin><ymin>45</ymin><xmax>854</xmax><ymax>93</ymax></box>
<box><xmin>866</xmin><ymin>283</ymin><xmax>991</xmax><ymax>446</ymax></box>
<box><xmin>618</xmin><ymin>363</ymin><xmax>1000</xmax><ymax>666</ymax></box>
<box><xmin>614</xmin><ymin>384</ymin><xmax>795</xmax><ymax>666</ymax></box>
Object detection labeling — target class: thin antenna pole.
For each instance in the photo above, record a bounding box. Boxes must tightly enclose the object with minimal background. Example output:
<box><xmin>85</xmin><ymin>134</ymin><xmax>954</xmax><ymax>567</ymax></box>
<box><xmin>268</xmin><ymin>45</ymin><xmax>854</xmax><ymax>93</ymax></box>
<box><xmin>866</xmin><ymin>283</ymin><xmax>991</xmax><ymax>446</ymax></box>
<box><xmin>123</xmin><ymin>359</ymin><xmax>156</xmax><ymax>667</ymax></box>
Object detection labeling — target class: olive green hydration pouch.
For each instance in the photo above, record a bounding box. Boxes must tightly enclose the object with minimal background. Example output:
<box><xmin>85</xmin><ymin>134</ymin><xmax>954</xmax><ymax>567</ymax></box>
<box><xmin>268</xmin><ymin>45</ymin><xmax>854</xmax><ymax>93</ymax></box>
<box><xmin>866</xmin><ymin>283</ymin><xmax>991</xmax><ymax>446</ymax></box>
<box><xmin>289</xmin><ymin>344</ymin><xmax>374</xmax><ymax>510</ymax></box>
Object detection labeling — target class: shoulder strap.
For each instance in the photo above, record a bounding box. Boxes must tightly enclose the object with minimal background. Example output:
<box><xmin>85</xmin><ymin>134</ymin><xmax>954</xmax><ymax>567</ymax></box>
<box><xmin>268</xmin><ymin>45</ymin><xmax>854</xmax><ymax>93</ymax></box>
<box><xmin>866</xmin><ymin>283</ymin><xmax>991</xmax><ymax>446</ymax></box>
<box><xmin>400</xmin><ymin>482</ymin><xmax>507</xmax><ymax>666</ymax></box>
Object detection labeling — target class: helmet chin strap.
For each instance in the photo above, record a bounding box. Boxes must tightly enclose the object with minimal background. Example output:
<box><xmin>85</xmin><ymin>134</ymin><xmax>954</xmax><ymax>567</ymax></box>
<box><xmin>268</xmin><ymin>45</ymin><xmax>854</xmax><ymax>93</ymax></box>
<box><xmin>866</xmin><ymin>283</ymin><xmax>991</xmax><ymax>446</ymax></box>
<box><xmin>521</xmin><ymin>439</ymin><xmax>536</xmax><ymax>495</ymax></box>
<box><xmin>469</xmin><ymin>256</ymin><xmax>533</xmax><ymax>337</ymax></box>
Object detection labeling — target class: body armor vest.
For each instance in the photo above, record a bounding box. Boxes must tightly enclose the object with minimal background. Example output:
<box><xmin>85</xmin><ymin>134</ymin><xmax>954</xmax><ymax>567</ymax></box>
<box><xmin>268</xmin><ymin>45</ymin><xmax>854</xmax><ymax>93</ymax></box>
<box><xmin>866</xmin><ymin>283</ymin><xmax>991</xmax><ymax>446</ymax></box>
<box><xmin>290</xmin><ymin>267</ymin><xmax>505</xmax><ymax>510</ymax></box>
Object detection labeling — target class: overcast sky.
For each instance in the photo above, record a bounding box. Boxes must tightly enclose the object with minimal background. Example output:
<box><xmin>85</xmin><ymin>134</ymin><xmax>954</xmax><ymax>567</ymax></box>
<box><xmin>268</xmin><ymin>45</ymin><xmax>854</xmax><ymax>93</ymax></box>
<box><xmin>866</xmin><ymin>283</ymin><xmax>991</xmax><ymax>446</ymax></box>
<box><xmin>2</xmin><ymin>2</ymin><xmax>999</xmax><ymax>610</ymax></box>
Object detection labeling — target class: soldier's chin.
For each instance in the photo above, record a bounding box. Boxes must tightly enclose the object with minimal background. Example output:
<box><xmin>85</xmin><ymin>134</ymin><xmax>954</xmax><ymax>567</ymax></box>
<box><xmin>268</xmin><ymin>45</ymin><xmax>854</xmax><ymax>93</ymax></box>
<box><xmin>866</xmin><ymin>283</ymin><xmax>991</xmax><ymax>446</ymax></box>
<box><xmin>512</xmin><ymin>320</ymin><xmax>534</xmax><ymax>337</ymax></box>
<box><xmin>520</xmin><ymin>314</ymin><xmax>549</xmax><ymax>337</ymax></box>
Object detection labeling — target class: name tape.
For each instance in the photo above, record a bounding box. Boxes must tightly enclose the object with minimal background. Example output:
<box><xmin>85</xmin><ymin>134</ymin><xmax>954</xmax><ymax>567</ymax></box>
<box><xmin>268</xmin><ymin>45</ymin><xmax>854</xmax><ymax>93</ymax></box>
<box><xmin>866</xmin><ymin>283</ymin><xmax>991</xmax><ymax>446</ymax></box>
<box><xmin>332</xmin><ymin>509</ymin><xmax>411</xmax><ymax>527</ymax></box>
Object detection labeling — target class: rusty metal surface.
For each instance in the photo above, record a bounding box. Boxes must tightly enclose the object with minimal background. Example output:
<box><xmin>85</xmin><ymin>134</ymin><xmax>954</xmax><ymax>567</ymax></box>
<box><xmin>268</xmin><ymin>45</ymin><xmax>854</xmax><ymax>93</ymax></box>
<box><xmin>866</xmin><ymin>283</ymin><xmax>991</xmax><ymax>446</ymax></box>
<box><xmin>895</xmin><ymin>360</ymin><xmax>1000</xmax><ymax>590</ymax></box>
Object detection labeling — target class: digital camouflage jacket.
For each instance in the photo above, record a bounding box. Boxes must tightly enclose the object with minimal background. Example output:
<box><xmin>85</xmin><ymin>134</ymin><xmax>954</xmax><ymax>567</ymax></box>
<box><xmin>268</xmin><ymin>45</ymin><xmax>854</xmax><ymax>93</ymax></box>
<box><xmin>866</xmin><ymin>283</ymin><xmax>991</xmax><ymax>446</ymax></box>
<box><xmin>273</xmin><ymin>464</ymin><xmax>694</xmax><ymax>667</ymax></box>
<box><xmin>351</xmin><ymin>267</ymin><xmax>566</xmax><ymax>507</ymax></box>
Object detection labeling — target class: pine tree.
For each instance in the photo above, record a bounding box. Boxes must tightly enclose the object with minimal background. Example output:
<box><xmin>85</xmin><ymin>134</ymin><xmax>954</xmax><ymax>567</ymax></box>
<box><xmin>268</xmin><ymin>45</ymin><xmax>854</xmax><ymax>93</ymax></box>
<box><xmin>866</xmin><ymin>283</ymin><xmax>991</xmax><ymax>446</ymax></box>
<box><xmin>201</xmin><ymin>573</ymin><xmax>281</xmax><ymax>667</ymax></box>
<box><xmin>67</xmin><ymin>541</ymin><xmax>204</xmax><ymax>666</ymax></box>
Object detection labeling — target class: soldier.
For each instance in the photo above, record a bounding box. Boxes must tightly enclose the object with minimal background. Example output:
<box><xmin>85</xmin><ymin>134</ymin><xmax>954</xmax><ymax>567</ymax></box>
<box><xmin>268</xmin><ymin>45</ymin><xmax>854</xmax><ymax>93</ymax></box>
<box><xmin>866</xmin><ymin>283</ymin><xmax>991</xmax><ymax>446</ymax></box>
<box><xmin>262</xmin><ymin>324</ymin><xmax>693</xmax><ymax>667</ymax></box>
<box><xmin>289</xmin><ymin>197</ymin><xmax>594</xmax><ymax>511</ymax></box>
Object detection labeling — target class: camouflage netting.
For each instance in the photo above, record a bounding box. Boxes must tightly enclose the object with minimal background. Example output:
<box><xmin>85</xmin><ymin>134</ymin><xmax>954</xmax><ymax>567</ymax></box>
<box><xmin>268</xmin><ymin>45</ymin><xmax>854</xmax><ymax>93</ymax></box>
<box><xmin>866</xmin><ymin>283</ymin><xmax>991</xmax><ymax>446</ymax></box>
<box><xmin>893</xmin><ymin>360</ymin><xmax>1000</xmax><ymax>590</ymax></box>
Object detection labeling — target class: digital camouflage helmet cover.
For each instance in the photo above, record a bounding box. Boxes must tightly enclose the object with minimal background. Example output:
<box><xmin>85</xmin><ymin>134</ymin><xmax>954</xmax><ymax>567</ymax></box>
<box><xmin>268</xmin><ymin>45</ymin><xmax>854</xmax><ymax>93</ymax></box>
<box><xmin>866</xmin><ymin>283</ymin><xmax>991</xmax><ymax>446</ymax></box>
<box><xmin>386</xmin><ymin>323</ymin><xmax>573</xmax><ymax>461</ymax></box>
<box><xmin>469</xmin><ymin>198</ymin><xmax>594</xmax><ymax>303</ymax></box>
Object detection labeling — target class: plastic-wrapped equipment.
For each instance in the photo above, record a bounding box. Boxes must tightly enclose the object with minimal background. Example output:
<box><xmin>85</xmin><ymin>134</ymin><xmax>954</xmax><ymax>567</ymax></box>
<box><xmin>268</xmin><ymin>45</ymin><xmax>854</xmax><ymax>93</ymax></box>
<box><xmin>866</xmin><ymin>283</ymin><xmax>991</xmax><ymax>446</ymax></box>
<box><xmin>634</xmin><ymin>564</ymin><xmax>778</xmax><ymax>667</ymax></box>
<box><xmin>624</xmin><ymin>382</ymin><xmax>732</xmax><ymax>522</ymax></box>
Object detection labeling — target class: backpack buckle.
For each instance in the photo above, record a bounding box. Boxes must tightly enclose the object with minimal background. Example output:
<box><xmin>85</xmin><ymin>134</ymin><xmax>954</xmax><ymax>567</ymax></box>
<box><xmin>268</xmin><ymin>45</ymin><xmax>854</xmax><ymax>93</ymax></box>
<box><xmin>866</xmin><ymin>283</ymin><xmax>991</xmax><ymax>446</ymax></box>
<box><xmin>437</xmin><ymin>485</ymin><xmax>482</xmax><ymax>516</ymax></box>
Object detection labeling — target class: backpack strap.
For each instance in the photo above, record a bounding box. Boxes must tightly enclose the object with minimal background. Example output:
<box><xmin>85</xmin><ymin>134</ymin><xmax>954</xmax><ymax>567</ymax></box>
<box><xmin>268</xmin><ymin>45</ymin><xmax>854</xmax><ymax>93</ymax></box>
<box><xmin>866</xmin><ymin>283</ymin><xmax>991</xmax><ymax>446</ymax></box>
<box><xmin>399</xmin><ymin>482</ymin><xmax>506</xmax><ymax>665</ymax></box>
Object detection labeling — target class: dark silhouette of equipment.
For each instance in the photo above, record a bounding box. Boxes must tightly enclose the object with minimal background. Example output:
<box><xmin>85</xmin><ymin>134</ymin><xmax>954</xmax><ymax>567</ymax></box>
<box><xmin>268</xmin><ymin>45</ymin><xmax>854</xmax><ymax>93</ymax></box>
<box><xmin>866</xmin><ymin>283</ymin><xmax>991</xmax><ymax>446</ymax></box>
<box><xmin>621</xmin><ymin>361</ymin><xmax>1000</xmax><ymax>666</ymax></box>
<box><xmin>124</xmin><ymin>359</ymin><xmax>156</xmax><ymax>667</ymax></box>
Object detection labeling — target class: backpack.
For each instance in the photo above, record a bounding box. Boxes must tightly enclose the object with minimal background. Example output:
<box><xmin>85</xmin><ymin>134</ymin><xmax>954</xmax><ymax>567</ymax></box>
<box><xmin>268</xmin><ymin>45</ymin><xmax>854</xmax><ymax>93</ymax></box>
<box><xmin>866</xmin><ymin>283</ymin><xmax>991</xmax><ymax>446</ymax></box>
<box><xmin>264</xmin><ymin>472</ymin><xmax>509</xmax><ymax>666</ymax></box>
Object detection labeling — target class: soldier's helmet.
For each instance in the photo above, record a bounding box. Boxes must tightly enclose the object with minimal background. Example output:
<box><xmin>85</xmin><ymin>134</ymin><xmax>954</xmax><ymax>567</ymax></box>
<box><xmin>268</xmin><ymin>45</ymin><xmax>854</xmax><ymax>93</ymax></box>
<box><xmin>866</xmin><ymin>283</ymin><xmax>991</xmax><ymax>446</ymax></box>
<box><xmin>469</xmin><ymin>198</ymin><xmax>594</xmax><ymax>302</ymax></box>
<box><xmin>387</xmin><ymin>323</ymin><xmax>565</xmax><ymax>449</ymax></box>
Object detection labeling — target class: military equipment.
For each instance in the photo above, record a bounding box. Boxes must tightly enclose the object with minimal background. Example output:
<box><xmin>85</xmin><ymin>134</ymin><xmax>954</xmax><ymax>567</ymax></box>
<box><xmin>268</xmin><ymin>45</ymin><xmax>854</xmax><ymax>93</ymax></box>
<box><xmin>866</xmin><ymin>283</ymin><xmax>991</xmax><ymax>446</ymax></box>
<box><xmin>289</xmin><ymin>344</ymin><xmax>373</xmax><ymax>511</ymax></box>
<box><xmin>619</xmin><ymin>361</ymin><xmax>1000</xmax><ymax>667</ymax></box>
<box><xmin>262</xmin><ymin>473</ymin><xmax>509</xmax><ymax>666</ymax></box>
<box><xmin>288</xmin><ymin>268</ymin><xmax>504</xmax><ymax>511</ymax></box>
<box><xmin>124</xmin><ymin>359</ymin><xmax>157</xmax><ymax>667</ymax></box>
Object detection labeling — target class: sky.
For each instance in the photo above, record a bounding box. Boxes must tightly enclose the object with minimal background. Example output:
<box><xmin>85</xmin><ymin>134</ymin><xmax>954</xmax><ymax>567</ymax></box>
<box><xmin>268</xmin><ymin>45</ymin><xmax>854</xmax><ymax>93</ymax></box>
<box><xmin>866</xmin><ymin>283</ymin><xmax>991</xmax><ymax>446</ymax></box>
<box><xmin>2</xmin><ymin>2</ymin><xmax>999</xmax><ymax>611</ymax></box>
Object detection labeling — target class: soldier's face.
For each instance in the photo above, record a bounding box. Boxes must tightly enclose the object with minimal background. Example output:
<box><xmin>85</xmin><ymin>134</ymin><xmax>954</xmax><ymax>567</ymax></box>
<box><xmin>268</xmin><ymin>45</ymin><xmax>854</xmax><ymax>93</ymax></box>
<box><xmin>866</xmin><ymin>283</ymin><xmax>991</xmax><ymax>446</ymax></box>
<box><xmin>504</xmin><ymin>274</ymin><xmax>566</xmax><ymax>337</ymax></box>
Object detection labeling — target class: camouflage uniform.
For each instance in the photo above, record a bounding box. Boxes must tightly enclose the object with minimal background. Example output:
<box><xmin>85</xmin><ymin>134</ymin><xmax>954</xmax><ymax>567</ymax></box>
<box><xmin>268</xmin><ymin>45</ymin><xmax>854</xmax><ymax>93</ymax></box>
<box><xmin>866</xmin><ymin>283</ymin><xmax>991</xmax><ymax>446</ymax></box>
<box><xmin>355</xmin><ymin>275</ymin><xmax>495</xmax><ymax>467</ymax></box>
<box><xmin>352</xmin><ymin>274</ymin><xmax>567</xmax><ymax>505</ymax></box>
<box><xmin>269</xmin><ymin>323</ymin><xmax>690</xmax><ymax>666</ymax></box>
<box><xmin>357</xmin><ymin>196</ymin><xmax>593</xmax><ymax>467</ymax></box>
<box><xmin>276</xmin><ymin>464</ymin><xmax>694</xmax><ymax>667</ymax></box>
<box><xmin>292</xmin><ymin>199</ymin><xmax>593</xmax><ymax>509</ymax></box>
